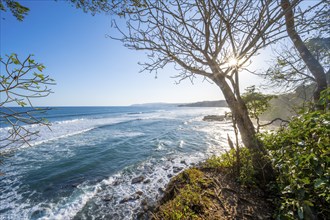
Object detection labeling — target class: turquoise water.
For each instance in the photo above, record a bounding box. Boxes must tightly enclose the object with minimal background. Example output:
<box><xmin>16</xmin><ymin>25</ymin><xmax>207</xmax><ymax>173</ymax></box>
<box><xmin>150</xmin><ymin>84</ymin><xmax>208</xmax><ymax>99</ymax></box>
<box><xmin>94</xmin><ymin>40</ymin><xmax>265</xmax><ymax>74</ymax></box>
<box><xmin>0</xmin><ymin>106</ymin><xmax>233</xmax><ymax>219</ymax></box>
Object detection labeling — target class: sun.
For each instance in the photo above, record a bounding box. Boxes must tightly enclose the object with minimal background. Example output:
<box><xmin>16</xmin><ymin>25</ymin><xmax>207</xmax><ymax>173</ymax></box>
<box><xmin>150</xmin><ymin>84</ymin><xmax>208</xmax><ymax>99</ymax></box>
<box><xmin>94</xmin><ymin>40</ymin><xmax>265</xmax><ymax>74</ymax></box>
<box><xmin>228</xmin><ymin>57</ymin><xmax>238</xmax><ymax>67</ymax></box>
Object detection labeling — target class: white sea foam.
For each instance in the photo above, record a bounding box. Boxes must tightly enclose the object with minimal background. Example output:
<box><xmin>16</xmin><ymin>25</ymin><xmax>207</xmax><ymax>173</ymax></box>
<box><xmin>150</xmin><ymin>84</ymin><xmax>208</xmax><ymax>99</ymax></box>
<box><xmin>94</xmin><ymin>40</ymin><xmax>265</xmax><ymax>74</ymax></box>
<box><xmin>0</xmin><ymin>116</ymin><xmax>145</xmax><ymax>152</ymax></box>
<box><xmin>37</xmin><ymin>184</ymin><xmax>102</xmax><ymax>220</ymax></box>
<box><xmin>63</xmin><ymin>152</ymin><xmax>208</xmax><ymax>220</ymax></box>
<box><xmin>0</xmin><ymin>107</ymin><xmax>235</xmax><ymax>219</ymax></box>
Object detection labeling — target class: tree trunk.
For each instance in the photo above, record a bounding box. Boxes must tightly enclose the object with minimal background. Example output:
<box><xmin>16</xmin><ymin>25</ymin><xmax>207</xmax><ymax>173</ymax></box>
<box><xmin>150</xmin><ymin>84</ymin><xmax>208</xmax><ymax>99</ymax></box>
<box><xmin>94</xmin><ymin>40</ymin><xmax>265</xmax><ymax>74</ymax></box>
<box><xmin>214</xmin><ymin>75</ymin><xmax>275</xmax><ymax>186</ymax></box>
<box><xmin>281</xmin><ymin>0</ymin><xmax>327</xmax><ymax>109</ymax></box>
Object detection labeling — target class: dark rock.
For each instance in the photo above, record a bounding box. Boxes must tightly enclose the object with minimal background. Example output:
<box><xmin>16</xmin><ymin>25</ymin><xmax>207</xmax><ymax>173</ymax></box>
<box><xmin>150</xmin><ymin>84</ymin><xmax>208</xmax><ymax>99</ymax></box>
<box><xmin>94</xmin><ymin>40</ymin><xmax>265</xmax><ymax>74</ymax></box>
<box><xmin>143</xmin><ymin>179</ymin><xmax>151</xmax><ymax>184</ymax></box>
<box><xmin>167</xmin><ymin>157</ymin><xmax>175</xmax><ymax>162</ymax></box>
<box><xmin>136</xmin><ymin>212</ymin><xmax>145</xmax><ymax>219</ymax></box>
<box><xmin>113</xmin><ymin>179</ymin><xmax>121</xmax><ymax>186</ymax></box>
<box><xmin>167</xmin><ymin>174</ymin><xmax>173</xmax><ymax>178</ymax></box>
<box><xmin>180</xmin><ymin>160</ymin><xmax>187</xmax><ymax>165</ymax></box>
<box><xmin>158</xmin><ymin>187</ymin><xmax>165</xmax><ymax>193</ymax></box>
<box><xmin>71</xmin><ymin>183</ymin><xmax>79</xmax><ymax>188</ymax></box>
<box><xmin>119</xmin><ymin>194</ymin><xmax>140</xmax><ymax>204</ymax></box>
<box><xmin>131</xmin><ymin>176</ymin><xmax>145</xmax><ymax>184</ymax></box>
<box><xmin>173</xmin><ymin>166</ymin><xmax>183</xmax><ymax>173</ymax></box>
<box><xmin>157</xmin><ymin>178</ymin><xmax>163</xmax><ymax>183</ymax></box>
<box><xmin>136</xmin><ymin>191</ymin><xmax>143</xmax><ymax>196</ymax></box>
<box><xmin>119</xmin><ymin>197</ymin><xmax>129</xmax><ymax>204</ymax></box>
<box><xmin>102</xmin><ymin>196</ymin><xmax>113</xmax><ymax>202</ymax></box>
<box><xmin>143</xmin><ymin>205</ymin><xmax>149</xmax><ymax>211</ymax></box>
<box><xmin>203</xmin><ymin>115</ymin><xmax>226</xmax><ymax>121</ymax></box>
<box><xmin>141</xmin><ymin>199</ymin><xmax>148</xmax><ymax>206</ymax></box>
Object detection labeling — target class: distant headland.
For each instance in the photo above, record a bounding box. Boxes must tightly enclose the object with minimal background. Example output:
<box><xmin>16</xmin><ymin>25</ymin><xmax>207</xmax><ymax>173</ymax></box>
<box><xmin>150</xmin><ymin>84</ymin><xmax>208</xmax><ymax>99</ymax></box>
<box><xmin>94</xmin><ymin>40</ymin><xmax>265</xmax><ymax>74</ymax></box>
<box><xmin>131</xmin><ymin>100</ymin><xmax>228</xmax><ymax>108</ymax></box>
<box><xmin>178</xmin><ymin>100</ymin><xmax>228</xmax><ymax>107</ymax></box>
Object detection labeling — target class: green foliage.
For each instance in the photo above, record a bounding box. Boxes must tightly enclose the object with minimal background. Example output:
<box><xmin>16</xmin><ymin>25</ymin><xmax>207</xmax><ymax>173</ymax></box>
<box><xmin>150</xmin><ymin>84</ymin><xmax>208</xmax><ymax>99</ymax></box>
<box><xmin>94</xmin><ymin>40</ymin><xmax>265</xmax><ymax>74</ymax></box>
<box><xmin>204</xmin><ymin>148</ymin><xmax>256</xmax><ymax>186</ymax></box>
<box><xmin>319</xmin><ymin>88</ymin><xmax>330</xmax><ymax>110</ymax></box>
<box><xmin>1</xmin><ymin>54</ymin><xmax>54</xmax><ymax>107</ymax></box>
<box><xmin>0</xmin><ymin>0</ymin><xmax>29</xmax><ymax>21</ymax></box>
<box><xmin>0</xmin><ymin>54</ymin><xmax>55</xmax><ymax>149</ymax></box>
<box><xmin>155</xmin><ymin>168</ymin><xmax>212</xmax><ymax>220</ymax></box>
<box><xmin>242</xmin><ymin>86</ymin><xmax>276</xmax><ymax>131</ymax></box>
<box><xmin>158</xmin><ymin>185</ymin><xmax>208</xmax><ymax>220</ymax></box>
<box><xmin>68</xmin><ymin>0</ymin><xmax>145</xmax><ymax>16</ymax></box>
<box><xmin>261</xmin><ymin>110</ymin><xmax>330</xmax><ymax>219</ymax></box>
<box><xmin>242</xmin><ymin>86</ymin><xmax>276</xmax><ymax>120</ymax></box>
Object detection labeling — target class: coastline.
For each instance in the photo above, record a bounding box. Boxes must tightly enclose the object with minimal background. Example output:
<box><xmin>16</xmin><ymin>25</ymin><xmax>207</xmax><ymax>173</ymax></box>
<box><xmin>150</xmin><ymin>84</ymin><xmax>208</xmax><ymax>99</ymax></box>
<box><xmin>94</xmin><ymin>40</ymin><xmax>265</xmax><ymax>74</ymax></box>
<box><xmin>140</xmin><ymin>159</ymin><xmax>274</xmax><ymax>219</ymax></box>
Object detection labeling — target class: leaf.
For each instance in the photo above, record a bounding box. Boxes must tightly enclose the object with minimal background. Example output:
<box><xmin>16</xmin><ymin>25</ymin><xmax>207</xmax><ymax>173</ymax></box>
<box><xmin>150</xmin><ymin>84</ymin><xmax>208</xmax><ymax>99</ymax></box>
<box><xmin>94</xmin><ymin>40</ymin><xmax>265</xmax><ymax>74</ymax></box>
<box><xmin>34</xmin><ymin>73</ymin><xmax>45</xmax><ymax>80</ymax></box>
<box><xmin>17</xmin><ymin>101</ymin><xmax>27</xmax><ymax>107</ymax></box>
<box><xmin>314</xmin><ymin>179</ymin><xmax>325</xmax><ymax>188</ymax></box>
<box><xmin>303</xmin><ymin>200</ymin><xmax>314</xmax><ymax>207</ymax></box>
<box><xmin>37</xmin><ymin>65</ymin><xmax>45</xmax><ymax>72</ymax></box>
<box><xmin>11</xmin><ymin>57</ymin><xmax>19</xmax><ymax>64</ymax></box>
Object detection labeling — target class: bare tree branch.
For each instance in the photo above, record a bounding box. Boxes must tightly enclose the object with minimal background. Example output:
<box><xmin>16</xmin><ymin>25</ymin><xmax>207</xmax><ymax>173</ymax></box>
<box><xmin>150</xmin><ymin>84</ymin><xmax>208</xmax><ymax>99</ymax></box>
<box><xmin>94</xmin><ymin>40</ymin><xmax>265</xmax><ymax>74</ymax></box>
<box><xmin>0</xmin><ymin>54</ymin><xmax>55</xmax><ymax>152</ymax></box>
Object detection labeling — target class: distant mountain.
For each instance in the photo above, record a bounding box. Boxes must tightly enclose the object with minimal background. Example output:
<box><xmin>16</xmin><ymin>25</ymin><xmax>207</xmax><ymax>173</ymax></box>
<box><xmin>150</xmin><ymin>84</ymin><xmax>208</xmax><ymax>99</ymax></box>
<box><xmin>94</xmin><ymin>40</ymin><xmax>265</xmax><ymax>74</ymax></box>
<box><xmin>131</xmin><ymin>100</ymin><xmax>228</xmax><ymax>108</ymax></box>
<box><xmin>130</xmin><ymin>103</ymin><xmax>178</xmax><ymax>107</ymax></box>
<box><xmin>178</xmin><ymin>100</ymin><xmax>228</xmax><ymax>107</ymax></box>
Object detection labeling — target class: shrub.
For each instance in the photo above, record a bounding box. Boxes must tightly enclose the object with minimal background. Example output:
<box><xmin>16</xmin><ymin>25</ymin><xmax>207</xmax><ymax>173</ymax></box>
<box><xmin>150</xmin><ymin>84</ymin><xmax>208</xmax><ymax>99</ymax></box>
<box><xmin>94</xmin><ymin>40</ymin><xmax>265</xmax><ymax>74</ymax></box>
<box><xmin>261</xmin><ymin>110</ymin><xmax>330</xmax><ymax>219</ymax></box>
<box><xmin>204</xmin><ymin>148</ymin><xmax>256</xmax><ymax>186</ymax></box>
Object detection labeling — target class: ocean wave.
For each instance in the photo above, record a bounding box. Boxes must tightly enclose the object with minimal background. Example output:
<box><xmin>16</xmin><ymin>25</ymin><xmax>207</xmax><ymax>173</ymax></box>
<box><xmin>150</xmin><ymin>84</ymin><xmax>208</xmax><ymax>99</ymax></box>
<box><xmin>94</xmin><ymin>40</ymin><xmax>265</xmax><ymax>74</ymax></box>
<box><xmin>0</xmin><ymin>117</ymin><xmax>144</xmax><ymax>151</ymax></box>
<box><xmin>63</xmin><ymin>152</ymin><xmax>207</xmax><ymax>220</ymax></box>
<box><xmin>0</xmin><ymin>107</ymin><xmax>235</xmax><ymax>219</ymax></box>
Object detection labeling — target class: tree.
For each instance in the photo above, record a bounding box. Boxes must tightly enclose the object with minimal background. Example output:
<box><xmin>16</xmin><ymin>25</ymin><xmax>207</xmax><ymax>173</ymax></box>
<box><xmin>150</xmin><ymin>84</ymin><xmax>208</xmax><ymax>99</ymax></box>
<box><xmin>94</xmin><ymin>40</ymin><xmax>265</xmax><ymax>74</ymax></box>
<box><xmin>241</xmin><ymin>86</ymin><xmax>276</xmax><ymax>133</ymax></box>
<box><xmin>111</xmin><ymin>0</ymin><xmax>302</xmax><ymax>184</ymax></box>
<box><xmin>0</xmin><ymin>0</ymin><xmax>29</xmax><ymax>21</ymax></box>
<box><xmin>0</xmin><ymin>0</ymin><xmax>139</xmax><ymax>162</ymax></box>
<box><xmin>68</xmin><ymin>0</ymin><xmax>144</xmax><ymax>15</ymax></box>
<box><xmin>0</xmin><ymin>0</ymin><xmax>143</xmax><ymax>20</ymax></box>
<box><xmin>1</xmin><ymin>1</ymin><xmax>55</xmax><ymax>164</ymax></box>
<box><xmin>263</xmin><ymin>37</ymin><xmax>329</xmax><ymax>93</ymax></box>
<box><xmin>280</xmin><ymin>0</ymin><xmax>329</xmax><ymax>110</ymax></box>
<box><xmin>0</xmin><ymin>54</ymin><xmax>55</xmax><ymax>151</ymax></box>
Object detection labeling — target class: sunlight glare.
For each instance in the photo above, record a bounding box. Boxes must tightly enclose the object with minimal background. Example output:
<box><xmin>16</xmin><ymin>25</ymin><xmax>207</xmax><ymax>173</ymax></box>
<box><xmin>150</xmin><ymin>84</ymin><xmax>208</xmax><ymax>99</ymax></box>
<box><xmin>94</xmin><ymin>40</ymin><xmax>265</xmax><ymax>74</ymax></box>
<box><xmin>228</xmin><ymin>57</ymin><xmax>238</xmax><ymax>67</ymax></box>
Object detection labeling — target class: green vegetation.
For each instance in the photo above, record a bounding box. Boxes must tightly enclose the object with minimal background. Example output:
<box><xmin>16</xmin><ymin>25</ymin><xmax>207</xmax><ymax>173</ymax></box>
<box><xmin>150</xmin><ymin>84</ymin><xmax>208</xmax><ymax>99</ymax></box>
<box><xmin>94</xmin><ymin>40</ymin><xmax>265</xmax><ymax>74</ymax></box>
<box><xmin>0</xmin><ymin>0</ymin><xmax>30</xmax><ymax>21</ymax></box>
<box><xmin>153</xmin><ymin>151</ymin><xmax>274</xmax><ymax>219</ymax></box>
<box><xmin>204</xmin><ymin>148</ymin><xmax>255</xmax><ymax>186</ymax></box>
<box><xmin>2</xmin><ymin>0</ymin><xmax>329</xmax><ymax>217</ymax></box>
<box><xmin>261</xmin><ymin>110</ymin><xmax>330</xmax><ymax>219</ymax></box>
<box><xmin>242</xmin><ymin>86</ymin><xmax>276</xmax><ymax>132</ymax></box>
<box><xmin>154</xmin><ymin>168</ymin><xmax>213</xmax><ymax>220</ymax></box>
<box><xmin>154</xmin><ymin>89</ymin><xmax>329</xmax><ymax>219</ymax></box>
<box><xmin>0</xmin><ymin>54</ymin><xmax>55</xmax><ymax>150</ymax></box>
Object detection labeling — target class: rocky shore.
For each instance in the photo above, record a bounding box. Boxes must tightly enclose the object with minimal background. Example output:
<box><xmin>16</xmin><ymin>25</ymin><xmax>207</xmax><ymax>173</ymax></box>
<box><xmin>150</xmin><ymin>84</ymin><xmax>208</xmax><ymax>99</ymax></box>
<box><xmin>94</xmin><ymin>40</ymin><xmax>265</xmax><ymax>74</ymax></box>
<box><xmin>132</xmin><ymin>159</ymin><xmax>274</xmax><ymax>220</ymax></box>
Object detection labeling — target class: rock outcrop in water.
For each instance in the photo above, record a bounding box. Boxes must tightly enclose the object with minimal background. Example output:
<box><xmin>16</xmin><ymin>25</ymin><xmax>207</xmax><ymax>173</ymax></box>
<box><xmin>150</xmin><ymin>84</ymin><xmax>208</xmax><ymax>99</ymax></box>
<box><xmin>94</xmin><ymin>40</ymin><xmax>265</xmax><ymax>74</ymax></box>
<box><xmin>203</xmin><ymin>114</ymin><xmax>231</xmax><ymax>122</ymax></box>
<box><xmin>131</xmin><ymin>176</ymin><xmax>145</xmax><ymax>184</ymax></box>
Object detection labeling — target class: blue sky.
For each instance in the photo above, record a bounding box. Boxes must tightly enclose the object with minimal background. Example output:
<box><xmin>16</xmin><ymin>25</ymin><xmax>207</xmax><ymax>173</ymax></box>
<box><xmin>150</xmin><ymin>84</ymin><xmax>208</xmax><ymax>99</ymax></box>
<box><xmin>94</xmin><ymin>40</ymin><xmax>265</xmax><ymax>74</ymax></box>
<box><xmin>1</xmin><ymin>0</ymin><xmax>268</xmax><ymax>106</ymax></box>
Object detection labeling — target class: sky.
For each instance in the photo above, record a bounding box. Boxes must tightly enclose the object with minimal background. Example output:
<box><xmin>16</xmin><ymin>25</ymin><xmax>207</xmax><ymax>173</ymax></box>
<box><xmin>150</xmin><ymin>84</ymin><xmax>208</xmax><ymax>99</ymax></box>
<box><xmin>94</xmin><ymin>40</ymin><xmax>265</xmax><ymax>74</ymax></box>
<box><xmin>1</xmin><ymin>0</ymin><xmax>272</xmax><ymax>106</ymax></box>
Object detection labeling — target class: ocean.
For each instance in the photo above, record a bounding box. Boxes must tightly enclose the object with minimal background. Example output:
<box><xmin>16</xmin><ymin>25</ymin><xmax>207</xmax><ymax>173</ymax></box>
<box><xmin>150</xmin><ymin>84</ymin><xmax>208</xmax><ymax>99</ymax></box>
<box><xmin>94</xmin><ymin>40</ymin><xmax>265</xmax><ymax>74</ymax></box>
<box><xmin>0</xmin><ymin>106</ymin><xmax>234</xmax><ymax>219</ymax></box>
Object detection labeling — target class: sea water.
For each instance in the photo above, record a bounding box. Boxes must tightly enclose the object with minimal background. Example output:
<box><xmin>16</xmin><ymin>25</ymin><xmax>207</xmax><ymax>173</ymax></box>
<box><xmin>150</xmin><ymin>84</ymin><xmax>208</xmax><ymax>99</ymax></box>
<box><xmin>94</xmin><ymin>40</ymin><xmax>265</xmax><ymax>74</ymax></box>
<box><xmin>0</xmin><ymin>106</ymin><xmax>234</xmax><ymax>219</ymax></box>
